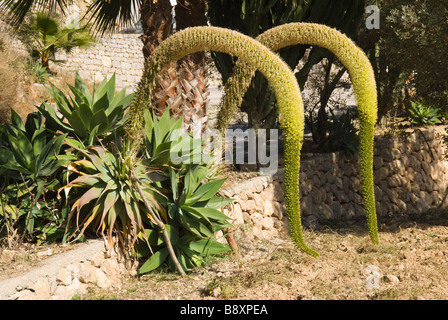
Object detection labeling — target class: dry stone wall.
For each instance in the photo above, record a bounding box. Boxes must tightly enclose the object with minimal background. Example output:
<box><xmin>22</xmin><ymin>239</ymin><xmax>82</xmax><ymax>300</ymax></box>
<box><xmin>54</xmin><ymin>33</ymin><xmax>144</xmax><ymax>92</ymax></box>
<box><xmin>221</xmin><ymin>126</ymin><xmax>448</xmax><ymax>238</ymax></box>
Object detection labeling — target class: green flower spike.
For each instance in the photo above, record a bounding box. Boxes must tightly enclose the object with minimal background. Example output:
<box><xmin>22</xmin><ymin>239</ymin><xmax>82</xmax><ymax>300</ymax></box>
<box><xmin>127</xmin><ymin>26</ymin><xmax>319</xmax><ymax>257</ymax></box>
<box><xmin>216</xmin><ymin>23</ymin><xmax>379</xmax><ymax>246</ymax></box>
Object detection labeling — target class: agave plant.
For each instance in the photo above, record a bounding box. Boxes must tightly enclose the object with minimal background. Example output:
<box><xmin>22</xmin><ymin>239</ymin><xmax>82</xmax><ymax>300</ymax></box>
<box><xmin>136</xmin><ymin>110</ymin><xmax>232</xmax><ymax>274</ymax></box>
<box><xmin>408</xmin><ymin>101</ymin><xmax>441</xmax><ymax>127</ymax></box>
<box><xmin>0</xmin><ymin>110</ymin><xmax>70</xmax><ymax>242</ymax></box>
<box><xmin>0</xmin><ymin>110</ymin><xmax>67</xmax><ymax>199</ymax></box>
<box><xmin>37</xmin><ymin>72</ymin><xmax>134</xmax><ymax>146</ymax></box>
<box><xmin>60</xmin><ymin>141</ymin><xmax>166</xmax><ymax>251</ymax></box>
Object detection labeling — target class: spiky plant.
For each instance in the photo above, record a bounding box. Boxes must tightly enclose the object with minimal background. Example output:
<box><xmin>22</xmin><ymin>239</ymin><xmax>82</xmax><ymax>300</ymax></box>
<box><xmin>216</xmin><ymin>22</ymin><xmax>379</xmax><ymax>245</ymax></box>
<box><xmin>127</xmin><ymin>26</ymin><xmax>319</xmax><ymax>257</ymax></box>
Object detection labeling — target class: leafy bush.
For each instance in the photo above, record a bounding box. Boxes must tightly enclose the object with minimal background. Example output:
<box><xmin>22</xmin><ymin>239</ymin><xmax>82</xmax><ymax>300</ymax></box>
<box><xmin>17</xmin><ymin>11</ymin><xmax>95</xmax><ymax>73</ymax></box>
<box><xmin>59</xmin><ymin>141</ymin><xmax>167</xmax><ymax>252</ymax></box>
<box><xmin>408</xmin><ymin>101</ymin><xmax>441</xmax><ymax>127</ymax></box>
<box><xmin>24</xmin><ymin>60</ymin><xmax>50</xmax><ymax>84</ymax></box>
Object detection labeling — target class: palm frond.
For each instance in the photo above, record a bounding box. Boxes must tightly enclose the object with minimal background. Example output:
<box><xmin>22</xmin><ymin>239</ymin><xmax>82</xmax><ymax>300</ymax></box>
<box><xmin>85</xmin><ymin>0</ymin><xmax>141</xmax><ymax>35</ymax></box>
<box><xmin>0</xmin><ymin>0</ymin><xmax>69</xmax><ymax>27</ymax></box>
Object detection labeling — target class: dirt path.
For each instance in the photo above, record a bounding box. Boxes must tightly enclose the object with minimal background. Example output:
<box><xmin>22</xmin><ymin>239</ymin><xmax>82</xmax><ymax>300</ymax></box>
<box><xmin>94</xmin><ymin>211</ymin><xmax>448</xmax><ymax>300</ymax></box>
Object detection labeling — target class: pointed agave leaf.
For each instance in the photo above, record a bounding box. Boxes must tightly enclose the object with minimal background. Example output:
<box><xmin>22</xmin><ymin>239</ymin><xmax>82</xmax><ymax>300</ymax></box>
<box><xmin>31</xmin><ymin>127</ymin><xmax>47</xmax><ymax>158</ymax></box>
<box><xmin>8</xmin><ymin>129</ymin><xmax>33</xmax><ymax>169</ymax></box>
<box><xmin>71</xmin><ymin>186</ymin><xmax>103</xmax><ymax>215</ymax></box>
<box><xmin>69</xmin><ymin>110</ymin><xmax>87</xmax><ymax>138</ymax></box>
<box><xmin>73</xmin><ymin>72</ymin><xmax>92</xmax><ymax>106</ymax></box>
<box><xmin>139</xmin><ymin>247</ymin><xmax>169</xmax><ymax>274</ymax></box>
<box><xmin>92</xmin><ymin>91</ymin><xmax>110</xmax><ymax>115</ymax></box>
<box><xmin>185</xmin><ymin>178</ymin><xmax>227</xmax><ymax>205</ymax></box>
<box><xmin>189</xmin><ymin>239</ymin><xmax>231</xmax><ymax>255</ymax></box>
<box><xmin>37</xmin><ymin>103</ymin><xmax>73</xmax><ymax>133</ymax></box>
<box><xmin>65</xmin><ymin>174</ymin><xmax>103</xmax><ymax>188</ymax></box>
<box><xmin>185</xmin><ymin>206</ymin><xmax>231</xmax><ymax>223</ymax></box>
<box><xmin>45</xmin><ymin>83</ymin><xmax>73</xmax><ymax>119</ymax></box>
<box><xmin>109</xmin><ymin>90</ymin><xmax>134</xmax><ymax>112</ymax></box>
<box><xmin>78</xmin><ymin>103</ymin><xmax>94</xmax><ymax>129</ymax></box>
<box><xmin>90</xmin><ymin>109</ymin><xmax>108</xmax><ymax>134</ymax></box>
<box><xmin>197</xmin><ymin>197</ymin><xmax>234</xmax><ymax>210</ymax></box>
<box><xmin>10</xmin><ymin>109</ymin><xmax>26</xmax><ymax>132</ymax></box>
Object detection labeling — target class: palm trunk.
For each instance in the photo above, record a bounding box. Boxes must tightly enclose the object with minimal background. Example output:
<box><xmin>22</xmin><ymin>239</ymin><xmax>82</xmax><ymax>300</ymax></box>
<box><xmin>140</xmin><ymin>0</ymin><xmax>173</xmax><ymax>58</ymax></box>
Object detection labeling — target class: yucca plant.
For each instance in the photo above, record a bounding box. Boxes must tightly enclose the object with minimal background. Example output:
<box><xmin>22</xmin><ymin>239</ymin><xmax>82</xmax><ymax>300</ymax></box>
<box><xmin>37</xmin><ymin>72</ymin><xmax>134</xmax><ymax>146</ymax></box>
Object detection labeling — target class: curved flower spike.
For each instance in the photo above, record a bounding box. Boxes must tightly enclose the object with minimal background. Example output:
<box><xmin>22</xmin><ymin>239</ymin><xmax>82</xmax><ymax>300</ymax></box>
<box><xmin>127</xmin><ymin>26</ymin><xmax>319</xmax><ymax>256</ymax></box>
<box><xmin>216</xmin><ymin>23</ymin><xmax>379</xmax><ymax>245</ymax></box>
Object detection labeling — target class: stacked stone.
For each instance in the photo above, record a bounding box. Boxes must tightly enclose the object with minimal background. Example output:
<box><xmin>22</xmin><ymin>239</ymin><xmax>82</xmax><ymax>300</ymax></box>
<box><xmin>8</xmin><ymin>250</ymin><xmax>136</xmax><ymax>300</ymax></box>
<box><xmin>373</xmin><ymin>128</ymin><xmax>448</xmax><ymax>217</ymax></box>
<box><xmin>54</xmin><ymin>33</ymin><xmax>144</xmax><ymax>92</ymax></box>
<box><xmin>221</xmin><ymin>174</ymin><xmax>289</xmax><ymax>241</ymax></box>
<box><xmin>221</xmin><ymin>127</ymin><xmax>448</xmax><ymax>238</ymax></box>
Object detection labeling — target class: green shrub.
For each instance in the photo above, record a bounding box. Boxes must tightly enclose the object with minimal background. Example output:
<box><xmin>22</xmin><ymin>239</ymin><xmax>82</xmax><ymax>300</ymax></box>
<box><xmin>60</xmin><ymin>107</ymin><xmax>231</xmax><ymax>273</ymax></box>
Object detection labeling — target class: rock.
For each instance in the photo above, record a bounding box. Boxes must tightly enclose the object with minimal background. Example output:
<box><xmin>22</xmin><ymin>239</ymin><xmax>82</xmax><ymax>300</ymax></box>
<box><xmin>79</xmin><ymin>261</ymin><xmax>94</xmax><ymax>284</ymax></box>
<box><xmin>383</xmin><ymin>274</ymin><xmax>400</xmax><ymax>286</ymax></box>
<box><xmin>230</xmin><ymin>203</ymin><xmax>244</xmax><ymax>225</ymax></box>
<box><xmin>239</xmin><ymin>199</ymin><xmax>257</xmax><ymax>213</ymax></box>
<box><xmin>271</xmin><ymin>201</ymin><xmax>286</xmax><ymax>219</ymax></box>
<box><xmin>261</xmin><ymin>217</ymin><xmax>274</xmax><ymax>230</ymax></box>
<box><xmin>91</xmin><ymin>251</ymin><xmax>105</xmax><ymax>268</ymax></box>
<box><xmin>14</xmin><ymin>289</ymin><xmax>36</xmax><ymax>300</ymax></box>
<box><xmin>101</xmin><ymin>259</ymin><xmax>121</xmax><ymax>287</ymax></box>
<box><xmin>95</xmin><ymin>268</ymin><xmax>111</xmax><ymax>290</ymax></box>
<box><xmin>376</xmin><ymin>167</ymin><xmax>389</xmax><ymax>181</ymax></box>
<box><xmin>260</xmin><ymin>184</ymin><xmax>274</xmax><ymax>201</ymax></box>
<box><xmin>56</xmin><ymin>268</ymin><xmax>72</xmax><ymax>286</ymax></box>
<box><xmin>0</xmin><ymin>249</ymin><xmax>16</xmax><ymax>264</ymax></box>
<box><xmin>272</xmin><ymin>181</ymin><xmax>285</xmax><ymax>202</ymax></box>
<box><xmin>319</xmin><ymin>203</ymin><xmax>333</xmax><ymax>220</ymax></box>
<box><xmin>373</xmin><ymin>156</ymin><xmax>383</xmax><ymax>170</ymax></box>
<box><xmin>263</xmin><ymin>200</ymin><xmax>274</xmax><ymax>217</ymax></box>
<box><xmin>251</xmin><ymin>212</ymin><xmax>264</xmax><ymax>229</ymax></box>
<box><xmin>28</xmin><ymin>277</ymin><xmax>51</xmax><ymax>300</ymax></box>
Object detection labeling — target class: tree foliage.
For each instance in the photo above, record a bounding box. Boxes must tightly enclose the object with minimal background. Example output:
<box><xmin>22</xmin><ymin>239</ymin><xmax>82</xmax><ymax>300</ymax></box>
<box><xmin>360</xmin><ymin>1</ymin><xmax>448</xmax><ymax>120</ymax></box>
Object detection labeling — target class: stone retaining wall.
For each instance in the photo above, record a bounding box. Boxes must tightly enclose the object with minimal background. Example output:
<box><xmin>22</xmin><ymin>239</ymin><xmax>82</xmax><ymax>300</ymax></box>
<box><xmin>222</xmin><ymin>126</ymin><xmax>448</xmax><ymax>237</ymax></box>
<box><xmin>4</xmin><ymin>242</ymin><xmax>137</xmax><ymax>300</ymax></box>
<box><xmin>54</xmin><ymin>33</ymin><xmax>144</xmax><ymax>92</ymax></box>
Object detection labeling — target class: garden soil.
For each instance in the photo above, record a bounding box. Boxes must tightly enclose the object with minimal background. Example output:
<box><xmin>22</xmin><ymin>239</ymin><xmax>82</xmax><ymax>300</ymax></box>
<box><xmin>100</xmin><ymin>210</ymin><xmax>448</xmax><ymax>300</ymax></box>
<box><xmin>1</xmin><ymin>211</ymin><xmax>447</xmax><ymax>300</ymax></box>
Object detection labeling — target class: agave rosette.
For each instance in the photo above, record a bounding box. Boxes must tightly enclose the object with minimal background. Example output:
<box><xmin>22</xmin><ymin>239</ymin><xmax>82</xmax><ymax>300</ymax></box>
<box><xmin>60</xmin><ymin>143</ymin><xmax>167</xmax><ymax>249</ymax></box>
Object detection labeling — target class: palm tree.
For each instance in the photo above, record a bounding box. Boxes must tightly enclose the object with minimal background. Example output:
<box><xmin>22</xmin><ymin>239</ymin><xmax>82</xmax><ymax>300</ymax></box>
<box><xmin>17</xmin><ymin>11</ymin><xmax>95</xmax><ymax>73</ymax></box>
<box><xmin>1</xmin><ymin>0</ymin><xmax>210</xmax><ymax>133</ymax></box>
